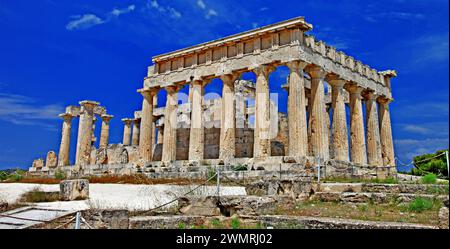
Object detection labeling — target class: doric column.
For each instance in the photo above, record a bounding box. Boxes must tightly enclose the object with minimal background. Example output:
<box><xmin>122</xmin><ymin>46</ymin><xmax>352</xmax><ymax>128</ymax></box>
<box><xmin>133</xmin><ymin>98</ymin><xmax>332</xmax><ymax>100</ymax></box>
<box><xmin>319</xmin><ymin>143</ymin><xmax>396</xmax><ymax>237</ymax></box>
<box><xmin>286</xmin><ymin>61</ymin><xmax>308</xmax><ymax>157</ymax></box>
<box><xmin>132</xmin><ymin>118</ymin><xmax>141</xmax><ymax>146</ymax></box>
<box><xmin>157</xmin><ymin>126</ymin><xmax>164</xmax><ymax>144</ymax></box>
<box><xmin>327</xmin><ymin>75</ymin><xmax>349</xmax><ymax>161</ymax></box>
<box><xmin>305</xmin><ymin>65</ymin><xmax>329</xmax><ymax>160</ymax></box>
<box><xmin>75</xmin><ymin>100</ymin><xmax>99</xmax><ymax>165</ymax></box>
<box><xmin>151</xmin><ymin>94</ymin><xmax>158</xmax><ymax>149</ymax></box>
<box><xmin>121</xmin><ymin>118</ymin><xmax>133</xmax><ymax>146</ymax></box>
<box><xmin>99</xmin><ymin>114</ymin><xmax>113</xmax><ymax>149</ymax></box>
<box><xmin>219</xmin><ymin>73</ymin><xmax>239</xmax><ymax>160</ymax></box>
<box><xmin>364</xmin><ymin>91</ymin><xmax>383</xmax><ymax>166</ymax></box>
<box><xmin>58</xmin><ymin>113</ymin><xmax>74</xmax><ymax>166</ymax></box>
<box><xmin>162</xmin><ymin>85</ymin><xmax>180</xmax><ymax>162</ymax></box>
<box><xmin>253</xmin><ymin>65</ymin><xmax>275</xmax><ymax>158</ymax></box>
<box><xmin>378</xmin><ymin>97</ymin><xmax>395</xmax><ymax>166</ymax></box>
<box><xmin>346</xmin><ymin>85</ymin><xmax>367</xmax><ymax>164</ymax></box>
<box><xmin>189</xmin><ymin>80</ymin><xmax>207</xmax><ymax>161</ymax></box>
<box><xmin>138</xmin><ymin>87</ymin><xmax>158</xmax><ymax>162</ymax></box>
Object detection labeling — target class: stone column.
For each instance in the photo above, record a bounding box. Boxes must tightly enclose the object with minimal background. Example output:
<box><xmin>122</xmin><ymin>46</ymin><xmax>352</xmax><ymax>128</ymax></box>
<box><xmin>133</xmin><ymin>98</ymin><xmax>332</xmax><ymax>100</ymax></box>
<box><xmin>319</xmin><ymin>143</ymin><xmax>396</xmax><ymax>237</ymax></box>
<box><xmin>286</xmin><ymin>61</ymin><xmax>308</xmax><ymax>157</ymax></box>
<box><xmin>99</xmin><ymin>114</ymin><xmax>113</xmax><ymax>149</ymax></box>
<box><xmin>138</xmin><ymin>87</ymin><xmax>158</xmax><ymax>162</ymax></box>
<box><xmin>327</xmin><ymin>75</ymin><xmax>349</xmax><ymax>161</ymax></box>
<box><xmin>157</xmin><ymin>126</ymin><xmax>164</xmax><ymax>144</ymax></box>
<box><xmin>253</xmin><ymin>65</ymin><xmax>275</xmax><ymax>159</ymax></box>
<box><xmin>305</xmin><ymin>65</ymin><xmax>329</xmax><ymax>160</ymax></box>
<box><xmin>162</xmin><ymin>85</ymin><xmax>180</xmax><ymax>162</ymax></box>
<box><xmin>189</xmin><ymin>80</ymin><xmax>207</xmax><ymax>161</ymax></box>
<box><xmin>346</xmin><ymin>85</ymin><xmax>367</xmax><ymax>164</ymax></box>
<box><xmin>151</xmin><ymin>94</ymin><xmax>158</xmax><ymax>149</ymax></box>
<box><xmin>364</xmin><ymin>91</ymin><xmax>383</xmax><ymax>166</ymax></box>
<box><xmin>132</xmin><ymin>118</ymin><xmax>141</xmax><ymax>146</ymax></box>
<box><xmin>219</xmin><ymin>74</ymin><xmax>239</xmax><ymax>160</ymax></box>
<box><xmin>58</xmin><ymin>113</ymin><xmax>74</xmax><ymax>166</ymax></box>
<box><xmin>75</xmin><ymin>100</ymin><xmax>99</xmax><ymax>165</ymax></box>
<box><xmin>121</xmin><ymin>118</ymin><xmax>133</xmax><ymax>146</ymax></box>
<box><xmin>378</xmin><ymin>97</ymin><xmax>395</xmax><ymax>166</ymax></box>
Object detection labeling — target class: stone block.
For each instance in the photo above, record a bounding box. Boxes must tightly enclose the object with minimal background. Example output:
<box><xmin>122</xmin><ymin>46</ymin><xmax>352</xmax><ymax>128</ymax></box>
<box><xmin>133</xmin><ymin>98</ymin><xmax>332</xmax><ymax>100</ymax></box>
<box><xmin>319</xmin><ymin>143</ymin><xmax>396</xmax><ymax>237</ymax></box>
<box><xmin>439</xmin><ymin>207</ymin><xmax>449</xmax><ymax>229</ymax></box>
<box><xmin>59</xmin><ymin>179</ymin><xmax>89</xmax><ymax>201</ymax></box>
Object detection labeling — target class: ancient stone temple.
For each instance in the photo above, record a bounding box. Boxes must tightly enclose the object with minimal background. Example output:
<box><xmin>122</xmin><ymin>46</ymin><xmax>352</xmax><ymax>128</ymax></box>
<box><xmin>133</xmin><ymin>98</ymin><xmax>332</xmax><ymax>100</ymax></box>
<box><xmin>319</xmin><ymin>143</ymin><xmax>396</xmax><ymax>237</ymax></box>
<box><xmin>29</xmin><ymin>17</ymin><xmax>397</xmax><ymax>179</ymax></box>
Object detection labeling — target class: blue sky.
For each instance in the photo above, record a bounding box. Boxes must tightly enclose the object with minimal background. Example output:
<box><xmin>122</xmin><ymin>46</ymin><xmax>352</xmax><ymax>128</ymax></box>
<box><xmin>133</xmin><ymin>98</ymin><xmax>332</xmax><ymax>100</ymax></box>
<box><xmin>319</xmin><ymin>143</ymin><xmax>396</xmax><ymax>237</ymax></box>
<box><xmin>0</xmin><ymin>0</ymin><xmax>448</xmax><ymax>171</ymax></box>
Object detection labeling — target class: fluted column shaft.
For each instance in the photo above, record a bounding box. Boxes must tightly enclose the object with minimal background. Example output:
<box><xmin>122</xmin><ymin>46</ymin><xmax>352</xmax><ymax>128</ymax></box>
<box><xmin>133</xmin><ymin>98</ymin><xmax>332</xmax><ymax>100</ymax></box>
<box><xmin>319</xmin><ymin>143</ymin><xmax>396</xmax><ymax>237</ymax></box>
<box><xmin>286</xmin><ymin>61</ymin><xmax>308</xmax><ymax>157</ymax></box>
<box><xmin>122</xmin><ymin>119</ymin><xmax>133</xmax><ymax>146</ymax></box>
<box><xmin>58</xmin><ymin>113</ymin><xmax>74</xmax><ymax>166</ymax></box>
<box><xmin>132</xmin><ymin>118</ymin><xmax>141</xmax><ymax>146</ymax></box>
<box><xmin>253</xmin><ymin>65</ymin><xmax>274</xmax><ymax>158</ymax></box>
<box><xmin>99</xmin><ymin>115</ymin><xmax>113</xmax><ymax>149</ymax></box>
<box><xmin>365</xmin><ymin>92</ymin><xmax>383</xmax><ymax>166</ymax></box>
<box><xmin>347</xmin><ymin>86</ymin><xmax>367</xmax><ymax>164</ymax></box>
<box><xmin>189</xmin><ymin>80</ymin><xmax>206</xmax><ymax>160</ymax></box>
<box><xmin>138</xmin><ymin>88</ymin><xmax>157</xmax><ymax>162</ymax></box>
<box><xmin>328</xmin><ymin>76</ymin><xmax>349</xmax><ymax>161</ymax></box>
<box><xmin>219</xmin><ymin>74</ymin><xmax>238</xmax><ymax>160</ymax></box>
<box><xmin>162</xmin><ymin>85</ymin><xmax>179</xmax><ymax>161</ymax></box>
<box><xmin>151</xmin><ymin>94</ymin><xmax>158</xmax><ymax>149</ymax></box>
<box><xmin>306</xmin><ymin>66</ymin><xmax>329</xmax><ymax>160</ymax></box>
<box><xmin>378</xmin><ymin>98</ymin><xmax>395</xmax><ymax>166</ymax></box>
<box><xmin>75</xmin><ymin>100</ymin><xmax>99</xmax><ymax>165</ymax></box>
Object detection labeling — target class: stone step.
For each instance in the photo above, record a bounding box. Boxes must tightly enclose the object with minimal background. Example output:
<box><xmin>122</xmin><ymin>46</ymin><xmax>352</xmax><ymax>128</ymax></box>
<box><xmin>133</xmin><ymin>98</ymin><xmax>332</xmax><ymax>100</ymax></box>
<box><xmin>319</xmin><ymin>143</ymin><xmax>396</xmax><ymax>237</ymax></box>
<box><xmin>312</xmin><ymin>191</ymin><xmax>449</xmax><ymax>204</ymax></box>
<box><xmin>319</xmin><ymin>183</ymin><xmax>448</xmax><ymax>195</ymax></box>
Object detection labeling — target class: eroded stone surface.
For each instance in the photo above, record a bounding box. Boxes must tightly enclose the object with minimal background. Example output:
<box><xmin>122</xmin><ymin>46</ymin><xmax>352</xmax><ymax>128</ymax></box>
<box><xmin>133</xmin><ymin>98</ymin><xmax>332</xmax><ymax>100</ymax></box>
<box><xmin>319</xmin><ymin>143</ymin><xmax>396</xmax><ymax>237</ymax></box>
<box><xmin>59</xmin><ymin>179</ymin><xmax>89</xmax><ymax>201</ymax></box>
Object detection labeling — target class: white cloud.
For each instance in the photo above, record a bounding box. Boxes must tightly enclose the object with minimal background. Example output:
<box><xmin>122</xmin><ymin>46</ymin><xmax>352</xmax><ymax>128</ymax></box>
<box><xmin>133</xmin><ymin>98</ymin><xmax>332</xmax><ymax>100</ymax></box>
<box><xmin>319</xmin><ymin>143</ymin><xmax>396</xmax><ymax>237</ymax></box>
<box><xmin>394</xmin><ymin>138</ymin><xmax>449</xmax><ymax>163</ymax></box>
<box><xmin>365</xmin><ymin>11</ymin><xmax>426</xmax><ymax>23</ymax></box>
<box><xmin>0</xmin><ymin>93</ymin><xmax>63</xmax><ymax>129</ymax></box>
<box><xmin>147</xmin><ymin>0</ymin><xmax>182</xmax><ymax>19</ymax></box>
<box><xmin>402</xmin><ymin>124</ymin><xmax>430</xmax><ymax>134</ymax></box>
<box><xmin>197</xmin><ymin>0</ymin><xmax>206</xmax><ymax>10</ymax></box>
<box><xmin>66</xmin><ymin>14</ymin><xmax>105</xmax><ymax>31</ymax></box>
<box><xmin>111</xmin><ymin>5</ymin><xmax>135</xmax><ymax>17</ymax></box>
<box><xmin>205</xmin><ymin>9</ymin><xmax>218</xmax><ymax>19</ymax></box>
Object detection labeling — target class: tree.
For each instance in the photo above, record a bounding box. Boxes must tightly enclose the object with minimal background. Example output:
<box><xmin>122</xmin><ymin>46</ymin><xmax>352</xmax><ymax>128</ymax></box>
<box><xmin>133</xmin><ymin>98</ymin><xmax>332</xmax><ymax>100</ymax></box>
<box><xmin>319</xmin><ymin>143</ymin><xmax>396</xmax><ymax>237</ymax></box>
<box><xmin>410</xmin><ymin>149</ymin><xmax>448</xmax><ymax>178</ymax></box>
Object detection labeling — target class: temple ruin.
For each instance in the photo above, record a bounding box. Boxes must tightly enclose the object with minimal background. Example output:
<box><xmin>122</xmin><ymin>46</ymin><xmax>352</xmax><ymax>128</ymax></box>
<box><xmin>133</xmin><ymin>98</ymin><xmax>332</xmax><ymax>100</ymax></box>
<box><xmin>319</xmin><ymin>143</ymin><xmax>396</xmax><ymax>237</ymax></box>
<box><xmin>29</xmin><ymin>17</ymin><xmax>397</xmax><ymax>179</ymax></box>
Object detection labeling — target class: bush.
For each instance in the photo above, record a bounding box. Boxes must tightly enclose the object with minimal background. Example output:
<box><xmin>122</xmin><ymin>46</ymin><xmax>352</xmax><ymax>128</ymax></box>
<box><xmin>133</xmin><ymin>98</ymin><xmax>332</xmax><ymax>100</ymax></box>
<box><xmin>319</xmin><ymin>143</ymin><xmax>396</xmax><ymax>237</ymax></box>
<box><xmin>411</xmin><ymin>149</ymin><xmax>448</xmax><ymax>177</ymax></box>
<box><xmin>8</xmin><ymin>171</ymin><xmax>24</xmax><ymax>182</ymax></box>
<box><xmin>178</xmin><ymin>223</ymin><xmax>186</xmax><ymax>229</ymax></box>
<box><xmin>407</xmin><ymin>198</ymin><xmax>434</xmax><ymax>213</ymax></box>
<box><xmin>0</xmin><ymin>171</ymin><xmax>7</xmax><ymax>181</ymax></box>
<box><xmin>20</xmin><ymin>187</ymin><xmax>60</xmax><ymax>203</ymax></box>
<box><xmin>421</xmin><ymin>173</ymin><xmax>437</xmax><ymax>184</ymax></box>
<box><xmin>55</xmin><ymin>170</ymin><xmax>66</xmax><ymax>180</ymax></box>
<box><xmin>231</xmin><ymin>217</ymin><xmax>240</xmax><ymax>229</ymax></box>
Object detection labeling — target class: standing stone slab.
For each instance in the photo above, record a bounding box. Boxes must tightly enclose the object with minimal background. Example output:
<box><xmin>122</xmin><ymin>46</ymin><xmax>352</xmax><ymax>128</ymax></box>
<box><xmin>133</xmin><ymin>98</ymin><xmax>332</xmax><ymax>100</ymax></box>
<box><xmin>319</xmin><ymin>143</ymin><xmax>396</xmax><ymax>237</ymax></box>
<box><xmin>59</xmin><ymin>179</ymin><xmax>89</xmax><ymax>201</ymax></box>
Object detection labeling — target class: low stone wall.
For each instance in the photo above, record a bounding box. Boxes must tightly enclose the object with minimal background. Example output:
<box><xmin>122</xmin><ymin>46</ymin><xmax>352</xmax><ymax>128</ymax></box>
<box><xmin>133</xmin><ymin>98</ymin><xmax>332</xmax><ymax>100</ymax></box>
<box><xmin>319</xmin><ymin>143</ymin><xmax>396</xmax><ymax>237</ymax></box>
<box><xmin>319</xmin><ymin>183</ymin><xmax>449</xmax><ymax>195</ymax></box>
<box><xmin>312</xmin><ymin>192</ymin><xmax>449</xmax><ymax>204</ymax></box>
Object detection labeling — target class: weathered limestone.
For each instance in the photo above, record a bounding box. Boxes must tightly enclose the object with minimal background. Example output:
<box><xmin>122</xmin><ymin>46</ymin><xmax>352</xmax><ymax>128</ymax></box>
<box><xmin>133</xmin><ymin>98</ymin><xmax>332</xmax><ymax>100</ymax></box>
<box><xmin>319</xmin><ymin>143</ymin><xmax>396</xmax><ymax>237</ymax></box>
<box><xmin>32</xmin><ymin>158</ymin><xmax>44</xmax><ymax>169</ymax></box>
<box><xmin>138</xmin><ymin>87</ymin><xmax>158</xmax><ymax>162</ymax></box>
<box><xmin>75</xmin><ymin>100</ymin><xmax>99</xmax><ymax>165</ymax></box>
<box><xmin>188</xmin><ymin>80</ymin><xmax>207</xmax><ymax>161</ymax></box>
<box><xmin>305</xmin><ymin>65</ymin><xmax>329</xmax><ymax>160</ymax></box>
<box><xmin>59</xmin><ymin>179</ymin><xmax>89</xmax><ymax>201</ymax></box>
<box><xmin>378</xmin><ymin>97</ymin><xmax>396</xmax><ymax>167</ymax></box>
<box><xmin>364</xmin><ymin>91</ymin><xmax>383</xmax><ymax>166</ymax></box>
<box><xmin>253</xmin><ymin>65</ymin><xmax>275</xmax><ymax>159</ymax></box>
<box><xmin>57</xmin><ymin>113</ymin><xmax>74</xmax><ymax>166</ymax></box>
<box><xmin>162</xmin><ymin>85</ymin><xmax>180</xmax><ymax>162</ymax></box>
<box><xmin>286</xmin><ymin>61</ymin><xmax>308</xmax><ymax>157</ymax></box>
<box><xmin>327</xmin><ymin>75</ymin><xmax>349</xmax><ymax>161</ymax></box>
<box><xmin>45</xmin><ymin>151</ymin><xmax>57</xmax><ymax>168</ymax></box>
<box><xmin>99</xmin><ymin>114</ymin><xmax>113</xmax><ymax>149</ymax></box>
<box><xmin>346</xmin><ymin>85</ymin><xmax>367</xmax><ymax>164</ymax></box>
<box><xmin>219</xmin><ymin>74</ymin><xmax>239</xmax><ymax>160</ymax></box>
<box><xmin>121</xmin><ymin>118</ymin><xmax>133</xmax><ymax>146</ymax></box>
<box><xmin>132</xmin><ymin>118</ymin><xmax>141</xmax><ymax>146</ymax></box>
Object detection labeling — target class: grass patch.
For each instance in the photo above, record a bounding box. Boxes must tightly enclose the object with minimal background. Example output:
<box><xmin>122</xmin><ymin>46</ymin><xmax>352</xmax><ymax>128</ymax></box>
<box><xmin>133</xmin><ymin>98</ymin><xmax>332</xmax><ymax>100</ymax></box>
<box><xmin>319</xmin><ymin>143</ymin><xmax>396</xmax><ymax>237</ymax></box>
<box><xmin>402</xmin><ymin>197</ymin><xmax>440</xmax><ymax>213</ymax></box>
<box><xmin>230</xmin><ymin>217</ymin><xmax>241</xmax><ymax>229</ymax></box>
<box><xmin>421</xmin><ymin>173</ymin><xmax>437</xmax><ymax>184</ymax></box>
<box><xmin>20</xmin><ymin>187</ymin><xmax>60</xmax><ymax>203</ymax></box>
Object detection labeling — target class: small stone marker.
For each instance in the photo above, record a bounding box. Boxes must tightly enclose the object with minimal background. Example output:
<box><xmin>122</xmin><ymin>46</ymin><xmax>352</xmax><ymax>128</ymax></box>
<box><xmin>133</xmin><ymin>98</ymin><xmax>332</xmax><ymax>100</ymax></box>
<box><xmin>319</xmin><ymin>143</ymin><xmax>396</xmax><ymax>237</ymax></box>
<box><xmin>59</xmin><ymin>179</ymin><xmax>89</xmax><ymax>201</ymax></box>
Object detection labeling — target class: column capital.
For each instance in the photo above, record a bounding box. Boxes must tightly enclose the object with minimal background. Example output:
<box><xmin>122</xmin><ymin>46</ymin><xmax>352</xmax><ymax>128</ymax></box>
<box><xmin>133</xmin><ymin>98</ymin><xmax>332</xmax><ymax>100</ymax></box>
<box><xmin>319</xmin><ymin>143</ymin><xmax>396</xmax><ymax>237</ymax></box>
<box><xmin>79</xmin><ymin>100</ymin><xmax>100</xmax><ymax>110</ymax></box>
<box><xmin>220</xmin><ymin>73</ymin><xmax>240</xmax><ymax>84</ymax></box>
<box><xmin>133</xmin><ymin>118</ymin><xmax>141</xmax><ymax>124</ymax></box>
<box><xmin>362</xmin><ymin>90</ymin><xmax>378</xmax><ymax>100</ymax></box>
<box><xmin>138</xmin><ymin>86</ymin><xmax>159</xmax><ymax>98</ymax></box>
<box><xmin>164</xmin><ymin>84</ymin><xmax>183</xmax><ymax>93</ymax></box>
<box><xmin>344</xmin><ymin>84</ymin><xmax>364</xmax><ymax>94</ymax></box>
<box><xmin>377</xmin><ymin>96</ymin><xmax>393</xmax><ymax>105</ymax></box>
<box><xmin>59</xmin><ymin>113</ymin><xmax>74</xmax><ymax>121</ymax></box>
<box><xmin>305</xmin><ymin>64</ymin><xmax>327</xmax><ymax>79</ymax></box>
<box><xmin>191</xmin><ymin>78</ymin><xmax>211</xmax><ymax>88</ymax></box>
<box><xmin>285</xmin><ymin>60</ymin><xmax>308</xmax><ymax>71</ymax></box>
<box><xmin>100</xmin><ymin>114</ymin><xmax>114</xmax><ymax>122</ymax></box>
<box><xmin>121</xmin><ymin>118</ymin><xmax>133</xmax><ymax>125</ymax></box>
<box><xmin>326</xmin><ymin>74</ymin><xmax>346</xmax><ymax>87</ymax></box>
<box><xmin>252</xmin><ymin>64</ymin><xmax>276</xmax><ymax>77</ymax></box>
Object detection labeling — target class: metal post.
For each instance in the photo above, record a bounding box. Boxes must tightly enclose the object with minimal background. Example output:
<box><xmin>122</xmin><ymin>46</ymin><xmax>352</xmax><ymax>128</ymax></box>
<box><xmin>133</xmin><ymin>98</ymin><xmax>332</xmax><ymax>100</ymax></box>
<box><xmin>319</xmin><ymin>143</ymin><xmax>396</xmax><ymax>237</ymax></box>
<box><xmin>317</xmin><ymin>156</ymin><xmax>321</xmax><ymax>183</ymax></box>
<box><xmin>75</xmin><ymin>212</ymin><xmax>81</xmax><ymax>229</ymax></box>
<box><xmin>446</xmin><ymin>151</ymin><xmax>449</xmax><ymax>179</ymax></box>
<box><xmin>217</xmin><ymin>169</ymin><xmax>220</xmax><ymax>201</ymax></box>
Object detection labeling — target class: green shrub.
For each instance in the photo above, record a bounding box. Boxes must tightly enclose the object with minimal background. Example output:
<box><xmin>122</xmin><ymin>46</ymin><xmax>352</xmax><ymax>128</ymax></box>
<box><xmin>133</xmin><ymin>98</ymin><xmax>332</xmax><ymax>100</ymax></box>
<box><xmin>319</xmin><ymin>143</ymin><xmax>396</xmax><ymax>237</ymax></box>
<box><xmin>178</xmin><ymin>223</ymin><xmax>186</xmax><ymax>229</ymax></box>
<box><xmin>211</xmin><ymin>218</ymin><xmax>223</xmax><ymax>229</ymax></box>
<box><xmin>0</xmin><ymin>171</ymin><xmax>7</xmax><ymax>181</ymax></box>
<box><xmin>55</xmin><ymin>170</ymin><xmax>66</xmax><ymax>180</ymax></box>
<box><xmin>407</xmin><ymin>198</ymin><xmax>434</xmax><ymax>213</ymax></box>
<box><xmin>233</xmin><ymin>164</ymin><xmax>247</xmax><ymax>171</ymax></box>
<box><xmin>231</xmin><ymin>217</ymin><xmax>240</xmax><ymax>229</ymax></box>
<box><xmin>421</xmin><ymin>173</ymin><xmax>437</xmax><ymax>184</ymax></box>
<box><xmin>8</xmin><ymin>171</ymin><xmax>24</xmax><ymax>182</ymax></box>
